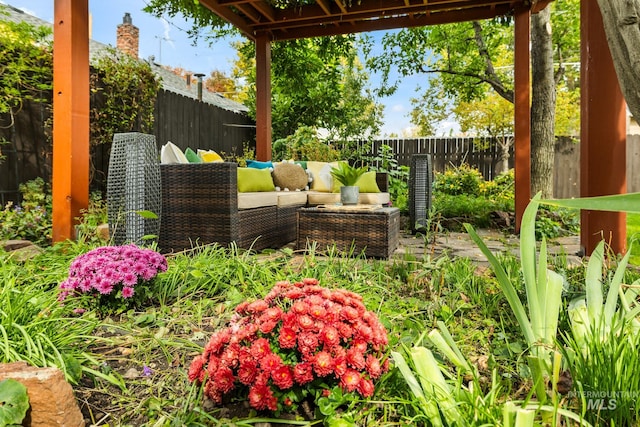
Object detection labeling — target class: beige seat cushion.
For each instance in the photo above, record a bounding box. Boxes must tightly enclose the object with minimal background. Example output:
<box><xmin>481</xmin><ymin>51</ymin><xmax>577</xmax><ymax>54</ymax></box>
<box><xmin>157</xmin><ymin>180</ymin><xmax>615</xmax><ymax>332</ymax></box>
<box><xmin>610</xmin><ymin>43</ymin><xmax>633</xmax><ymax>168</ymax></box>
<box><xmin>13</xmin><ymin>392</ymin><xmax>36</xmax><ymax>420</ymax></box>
<box><xmin>306</xmin><ymin>191</ymin><xmax>390</xmax><ymax>206</ymax></box>
<box><xmin>238</xmin><ymin>192</ymin><xmax>278</xmax><ymax>210</ymax></box>
<box><xmin>276</xmin><ymin>191</ymin><xmax>308</xmax><ymax>207</ymax></box>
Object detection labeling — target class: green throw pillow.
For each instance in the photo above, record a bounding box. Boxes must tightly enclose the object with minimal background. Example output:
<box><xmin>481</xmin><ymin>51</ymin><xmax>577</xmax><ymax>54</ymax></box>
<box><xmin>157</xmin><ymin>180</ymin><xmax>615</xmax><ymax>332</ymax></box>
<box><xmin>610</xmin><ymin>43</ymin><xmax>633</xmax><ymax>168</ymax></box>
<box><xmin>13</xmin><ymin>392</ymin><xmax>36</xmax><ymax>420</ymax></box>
<box><xmin>332</xmin><ymin>171</ymin><xmax>380</xmax><ymax>193</ymax></box>
<box><xmin>184</xmin><ymin>147</ymin><xmax>202</xmax><ymax>163</ymax></box>
<box><xmin>237</xmin><ymin>167</ymin><xmax>276</xmax><ymax>192</ymax></box>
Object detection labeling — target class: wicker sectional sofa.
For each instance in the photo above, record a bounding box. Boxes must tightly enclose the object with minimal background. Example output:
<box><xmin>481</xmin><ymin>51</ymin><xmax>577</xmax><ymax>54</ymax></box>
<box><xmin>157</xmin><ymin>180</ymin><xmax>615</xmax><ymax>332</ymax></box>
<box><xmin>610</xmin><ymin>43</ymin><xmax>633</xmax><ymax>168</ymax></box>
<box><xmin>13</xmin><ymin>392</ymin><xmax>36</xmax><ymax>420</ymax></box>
<box><xmin>157</xmin><ymin>162</ymin><xmax>390</xmax><ymax>253</ymax></box>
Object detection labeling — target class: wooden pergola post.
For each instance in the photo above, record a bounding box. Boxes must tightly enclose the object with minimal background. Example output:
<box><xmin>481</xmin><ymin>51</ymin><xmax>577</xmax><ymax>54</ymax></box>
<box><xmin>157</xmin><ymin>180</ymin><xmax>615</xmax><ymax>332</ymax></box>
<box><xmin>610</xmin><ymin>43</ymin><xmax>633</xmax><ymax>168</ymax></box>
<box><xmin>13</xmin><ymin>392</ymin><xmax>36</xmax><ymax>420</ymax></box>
<box><xmin>52</xmin><ymin>0</ymin><xmax>90</xmax><ymax>242</ymax></box>
<box><xmin>580</xmin><ymin>0</ymin><xmax>627</xmax><ymax>255</ymax></box>
<box><xmin>255</xmin><ymin>33</ymin><xmax>272</xmax><ymax>161</ymax></box>
<box><xmin>513</xmin><ymin>6</ymin><xmax>531</xmax><ymax>231</ymax></box>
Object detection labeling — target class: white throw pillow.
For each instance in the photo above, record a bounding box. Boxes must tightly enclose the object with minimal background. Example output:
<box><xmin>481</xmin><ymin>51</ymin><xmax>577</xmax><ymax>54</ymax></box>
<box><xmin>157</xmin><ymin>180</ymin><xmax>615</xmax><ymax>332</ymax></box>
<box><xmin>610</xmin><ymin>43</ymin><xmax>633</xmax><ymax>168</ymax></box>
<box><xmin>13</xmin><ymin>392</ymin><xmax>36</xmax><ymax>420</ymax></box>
<box><xmin>160</xmin><ymin>141</ymin><xmax>189</xmax><ymax>164</ymax></box>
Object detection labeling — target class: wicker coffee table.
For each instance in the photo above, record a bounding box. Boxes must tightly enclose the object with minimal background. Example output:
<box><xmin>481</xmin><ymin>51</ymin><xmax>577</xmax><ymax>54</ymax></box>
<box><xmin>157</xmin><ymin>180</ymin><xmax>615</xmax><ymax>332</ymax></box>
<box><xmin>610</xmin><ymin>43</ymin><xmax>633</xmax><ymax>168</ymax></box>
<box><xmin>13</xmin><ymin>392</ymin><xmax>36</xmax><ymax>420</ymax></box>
<box><xmin>296</xmin><ymin>206</ymin><xmax>400</xmax><ymax>258</ymax></box>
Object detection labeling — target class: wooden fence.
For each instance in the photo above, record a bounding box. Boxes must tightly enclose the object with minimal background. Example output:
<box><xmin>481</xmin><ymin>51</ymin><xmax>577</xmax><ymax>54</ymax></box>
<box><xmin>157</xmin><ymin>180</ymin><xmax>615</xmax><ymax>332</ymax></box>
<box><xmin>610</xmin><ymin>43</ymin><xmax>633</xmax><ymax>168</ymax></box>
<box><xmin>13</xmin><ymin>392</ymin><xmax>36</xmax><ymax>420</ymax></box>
<box><xmin>361</xmin><ymin>136</ymin><xmax>640</xmax><ymax>199</ymax></box>
<box><xmin>0</xmin><ymin>88</ymin><xmax>255</xmax><ymax>203</ymax></box>
<box><xmin>153</xmin><ymin>89</ymin><xmax>255</xmax><ymax>157</ymax></box>
<box><xmin>361</xmin><ymin>137</ymin><xmax>510</xmax><ymax>181</ymax></box>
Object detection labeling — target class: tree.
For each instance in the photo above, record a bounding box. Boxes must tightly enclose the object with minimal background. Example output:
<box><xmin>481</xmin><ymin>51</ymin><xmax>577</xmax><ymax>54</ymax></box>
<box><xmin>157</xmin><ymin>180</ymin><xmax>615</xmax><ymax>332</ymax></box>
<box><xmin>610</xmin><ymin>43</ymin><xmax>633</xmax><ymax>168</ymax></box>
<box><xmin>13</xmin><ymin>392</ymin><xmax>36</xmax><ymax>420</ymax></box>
<box><xmin>205</xmin><ymin>70</ymin><xmax>238</xmax><ymax>101</ymax></box>
<box><xmin>454</xmin><ymin>92</ymin><xmax>514</xmax><ymax>174</ymax></box>
<box><xmin>597</xmin><ymin>0</ymin><xmax>640</xmax><ymax>122</ymax></box>
<box><xmin>144</xmin><ymin>1</ymin><xmax>383</xmax><ymax>151</ymax></box>
<box><xmin>233</xmin><ymin>37</ymin><xmax>383</xmax><ymax>147</ymax></box>
<box><xmin>365</xmin><ymin>0</ymin><xmax>580</xmax><ymax>198</ymax></box>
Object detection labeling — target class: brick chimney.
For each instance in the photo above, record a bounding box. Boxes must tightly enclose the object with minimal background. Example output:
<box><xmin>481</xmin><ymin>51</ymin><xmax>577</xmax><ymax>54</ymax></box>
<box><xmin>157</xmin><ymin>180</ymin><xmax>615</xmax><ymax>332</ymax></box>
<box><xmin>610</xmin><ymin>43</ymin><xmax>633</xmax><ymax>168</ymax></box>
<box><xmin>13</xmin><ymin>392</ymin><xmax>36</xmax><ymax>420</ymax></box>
<box><xmin>116</xmin><ymin>13</ymin><xmax>139</xmax><ymax>58</ymax></box>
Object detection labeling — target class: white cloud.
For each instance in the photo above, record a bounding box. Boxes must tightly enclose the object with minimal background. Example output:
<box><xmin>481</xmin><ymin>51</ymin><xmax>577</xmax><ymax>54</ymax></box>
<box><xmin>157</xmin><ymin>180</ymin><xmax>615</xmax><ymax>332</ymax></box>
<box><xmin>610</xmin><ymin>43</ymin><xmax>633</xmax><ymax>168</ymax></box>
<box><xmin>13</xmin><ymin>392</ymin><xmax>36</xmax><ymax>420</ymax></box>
<box><xmin>160</xmin><ymin>17</ymin><xmax>175</xmax><ymax>48</ymax></box>
<box><xmin>391</xmin><ymin>104</ymin><xmax>405</xmax><ymax>113</ymax></box>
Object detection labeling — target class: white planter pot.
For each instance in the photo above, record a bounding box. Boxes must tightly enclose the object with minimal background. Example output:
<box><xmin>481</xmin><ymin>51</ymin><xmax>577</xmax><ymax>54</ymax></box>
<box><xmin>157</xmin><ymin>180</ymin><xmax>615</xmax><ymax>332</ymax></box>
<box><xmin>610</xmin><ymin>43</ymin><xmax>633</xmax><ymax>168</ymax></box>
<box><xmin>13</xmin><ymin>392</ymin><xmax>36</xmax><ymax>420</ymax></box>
<box><xmin>340</xmin><ymin>186</ymin><xmax>360</xmax><ymax>205</ymax></box>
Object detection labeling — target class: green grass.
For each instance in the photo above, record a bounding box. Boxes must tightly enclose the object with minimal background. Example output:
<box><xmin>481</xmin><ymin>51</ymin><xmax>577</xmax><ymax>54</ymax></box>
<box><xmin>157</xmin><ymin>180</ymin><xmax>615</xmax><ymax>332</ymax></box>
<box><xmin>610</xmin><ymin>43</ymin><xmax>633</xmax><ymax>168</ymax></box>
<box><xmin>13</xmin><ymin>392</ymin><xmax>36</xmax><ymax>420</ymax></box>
<box><xmin>628</xmin><ymin>213</ymin><xmax>640</xmax><ymax>265</ymax></box>
<box><xmin>4</xmin><ymin>222</ymin><xmax>640</xmax><ymax>425</ymax></box>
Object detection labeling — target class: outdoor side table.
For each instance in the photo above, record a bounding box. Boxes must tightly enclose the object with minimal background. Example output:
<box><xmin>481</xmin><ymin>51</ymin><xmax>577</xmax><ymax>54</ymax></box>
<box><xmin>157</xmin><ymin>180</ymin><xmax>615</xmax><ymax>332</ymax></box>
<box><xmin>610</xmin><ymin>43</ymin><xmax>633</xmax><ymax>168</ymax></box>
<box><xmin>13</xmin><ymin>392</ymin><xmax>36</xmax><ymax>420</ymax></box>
<box><xmin>296</xmin><ymin>206</ymin><xmax>400</xmax><ymax>258</ymax></box>
<box><xmin>107</xmin><ymin>132</ymin><xmax>161</xmax><ymax>245</ymax></box>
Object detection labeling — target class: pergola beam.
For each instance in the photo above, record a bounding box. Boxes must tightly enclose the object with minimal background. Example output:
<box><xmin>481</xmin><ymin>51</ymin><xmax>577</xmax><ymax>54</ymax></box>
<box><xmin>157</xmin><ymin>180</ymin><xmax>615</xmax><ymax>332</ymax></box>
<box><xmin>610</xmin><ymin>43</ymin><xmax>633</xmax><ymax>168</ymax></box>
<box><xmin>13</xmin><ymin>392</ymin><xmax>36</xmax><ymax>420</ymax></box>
<box><xmin>514</xmin><ymin>6</ymin><xmax>531</xmax><ymax>230</ymax></box>
<box><xmin>580</xmin><ymin>0</ymin><xmax>627</xmax><ymax>254</ymax></box>
<box><xmin>52</xmin><ymin>0</ymin><xmax>89</xmax><ymax>242</ymax></box>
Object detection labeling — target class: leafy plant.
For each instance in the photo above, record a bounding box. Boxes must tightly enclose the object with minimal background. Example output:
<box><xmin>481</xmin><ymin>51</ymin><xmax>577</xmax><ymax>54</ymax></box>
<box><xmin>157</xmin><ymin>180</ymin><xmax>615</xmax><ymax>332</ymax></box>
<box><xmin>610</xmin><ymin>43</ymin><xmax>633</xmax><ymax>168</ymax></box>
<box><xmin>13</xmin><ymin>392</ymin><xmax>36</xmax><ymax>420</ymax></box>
<box><xmin>367</xmin><ymin>144</ymin><xmax>409</xmax><ymax>213</ymax></box>
<box><xmin>58</xmin><ymin>244</ymin><xmax>168</xmax><ymax>314</ymax></box>
<box><xmin>330</xmin><ymin>162</ymin><xmax>368</xmax><ymax>187</ymax></box>
<box><xmin>465</xmin><ymin>193</ymin><xmax>565</xmax><ymax>402</ymax></box>
<box><xmin>74</xmin><ymin>192</ymin><xmax>109</xmax><ymax>245</ymax></box>
<box><xmin>90</xmin><ymin>47</ymin><xmax>161</xmax><ymax>145</ymax></box>
<box><xmin>0</xmin><ymin>378</ymin><xmax>29</xmax><ymax>426</ymax></box>
<box><xmin>0</xmin><ymin>178</ymin><xmax>52</xmax><ymax>245</ymax></box>
<box><xmin>434</xmin><ymin>164</ymin><xmax>483</xmax><ymax>196</ymax></box>
<box><xmin>272</xmin><ymin>126</ymin><xmax>341</xmax><ymax>161</ymax></box>
<box><xmin>188</xmin><ymin>278</ymin><xmax>389</xmax><ymax>416</ymax></box>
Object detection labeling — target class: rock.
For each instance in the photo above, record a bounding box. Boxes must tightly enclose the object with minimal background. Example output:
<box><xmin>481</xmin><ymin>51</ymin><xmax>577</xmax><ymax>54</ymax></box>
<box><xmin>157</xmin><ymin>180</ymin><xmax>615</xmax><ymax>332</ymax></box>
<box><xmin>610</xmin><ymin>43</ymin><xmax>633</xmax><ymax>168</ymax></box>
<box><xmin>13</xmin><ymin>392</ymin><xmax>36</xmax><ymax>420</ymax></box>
<box><xmin>1</xmin><ymin>240</ymin><xmax>43</xmax><ymax>261</ymax></box>
<box><xmin>1</xmin><ymin>239</ymin><xmax>33</xmax><ymax>251</ymax></box>
<box><xmin>96</xmin><ymin>224</ymin><xmax>110</xmax><ymax>241</ymax></box>
<box><xmin>0</xmin><ymin>362</ymin><xmax>84</xmax><ymax>427</ymax></box>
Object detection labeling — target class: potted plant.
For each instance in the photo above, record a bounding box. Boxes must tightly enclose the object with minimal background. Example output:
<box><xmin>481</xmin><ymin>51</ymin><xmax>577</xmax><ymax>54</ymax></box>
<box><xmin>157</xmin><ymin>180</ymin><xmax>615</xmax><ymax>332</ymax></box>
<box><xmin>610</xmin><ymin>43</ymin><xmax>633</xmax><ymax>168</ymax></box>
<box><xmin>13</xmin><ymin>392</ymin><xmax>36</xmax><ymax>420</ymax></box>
<box><xmin>330</xmin><ymin>162</ymin><xmax>368</xmax><ymax>205</ymax></box>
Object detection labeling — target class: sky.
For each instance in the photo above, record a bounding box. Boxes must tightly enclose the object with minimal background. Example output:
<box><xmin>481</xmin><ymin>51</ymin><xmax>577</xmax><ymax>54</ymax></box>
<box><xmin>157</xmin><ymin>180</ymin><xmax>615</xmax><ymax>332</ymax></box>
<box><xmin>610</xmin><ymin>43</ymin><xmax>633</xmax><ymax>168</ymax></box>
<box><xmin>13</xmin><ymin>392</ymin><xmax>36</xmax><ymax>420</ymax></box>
<box><xmin>2</xmin><ymin>0</ymin><xmax>452</xmax><ymax>137</ymax></box>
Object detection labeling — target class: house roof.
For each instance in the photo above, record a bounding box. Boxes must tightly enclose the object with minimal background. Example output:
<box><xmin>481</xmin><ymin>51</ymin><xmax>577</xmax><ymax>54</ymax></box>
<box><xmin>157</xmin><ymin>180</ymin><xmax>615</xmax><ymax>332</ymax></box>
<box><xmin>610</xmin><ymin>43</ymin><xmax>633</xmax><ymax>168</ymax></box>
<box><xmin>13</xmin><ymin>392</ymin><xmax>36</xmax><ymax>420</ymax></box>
<box><xmin>1</xmin><ymin>3</ymin><xmax>248</xmax><ymax>114</ymax></box>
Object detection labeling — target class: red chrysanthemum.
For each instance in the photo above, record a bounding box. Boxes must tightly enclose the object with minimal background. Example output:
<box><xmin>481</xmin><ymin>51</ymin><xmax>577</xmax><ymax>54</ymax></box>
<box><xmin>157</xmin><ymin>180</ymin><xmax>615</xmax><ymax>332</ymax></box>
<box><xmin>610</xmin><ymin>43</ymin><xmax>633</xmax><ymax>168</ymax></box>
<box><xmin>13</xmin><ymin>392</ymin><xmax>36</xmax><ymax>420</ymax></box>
<box><xmin>188</xmin><ymin>355</ymin><xmax>204</xmax><ymax>382</ymax></box>
<box><xmin>213</xmin><ymin>366</ymin><xmax>235</xmax><ymax>393</ymax></box>
<box><xmin>238</xmin><ymin>359</ymin><xmax>259</xmax><ymax>385</ymax></box>
<box><xmin>250</xmin><ymin>338</ymin><xmax>271</xmax><ymax>359</ymax></box>
<box><xmin>320</xmin><ymin>325</ymin><xmax>340</xmax><ymax>347</ymax></box>
<box><xmin>262</xmin><ymin>306</ymin><xmax>283</xmax><ymax>322</ymax></box>
<box><xmin>285</xmin><ymin>288</ymin><xmax>305</xmax><ymax>299</ymax></box>
<box><xmin>357</xmin><ymin>377</ymin><xmax>375</xmax><ymax>397</ymax></box>
<box><xmin>272</xmin><ymin>365</ymin><xmax>294</xmax><ymax>389</ymax></box>
<box><xmin>297</xmin><ymin>314</ymin><xmax>315</xmax><ymax>330</ymax></box>
<box><xmin>249</xmin><ymin>383</ymin><xmax>274</xmax><ymax>411</ymax></box>
<box><xmin>278</xmin><ymin>326</ymin><xmax>297</xmax><ymax>349</ymax></box>
<box><xmin>297</xmin><ymin>332</ymin><xmax>319</xmax><ymax>356</ymax></box>
<box><xmin>337</xmin><ymin>322</ymin><xmax>354</xmax><ymax>340</ymax></box>
<box><xmin>309</xmin><ymin>304</ymin><xmax>327</xmax><ymax>320</ymax></box>
<box><xmin>352</xmin><ymin>339</ymin><xmax>368</xmax><ymax>353</ymax></box>
<box><xmin>333</xmin><ymin>355</ymin><xmax>348</xmax><ymax>377</ymax></box>
<box><xmin>291</xmin><ymin>300</ymin><xmax>308</xmax><ymax>315</ymax></box>
<box><xmin>340</xmin><ymin>369</ymin><xmax>361</xmax><ymax>392</ymax></box>
<box><xmin>355</xmin><ymin>322</ymin><xmax>374</xmax><ymax>341</ymax></box>
<box><xmin>313</xmin><ymin>351</ymin><xmax>334</xmax><ymax>377</ymax></box>
<box><xmin>293</xmin><ymin>362</ymin><xmax>314</xmax><ymax>385</ymax></box>
<box><xmin>366</xmin><ymin>355</ymin><xmax>383</xmax><ymax>379</ymax></box>
<box><xmin>247</xmin><ymin>299</ymin><xmax>269</xmax><ymax>314</ymax></box>
<box><xmin>220</xmin><ymin>343</ymin><xmax>240</xmax><ymax>368</ymax></box>
<box><xmin>261</xmin><ymin>352</ymin><xmax>283</xmax><ymax>371</ymax></box>
<box><xmin>341</xmin><ymin>306</ymin><xmax>360</xmax><ymax>321</ymax></box>
<box><xmin>204</xmin><ymin>381</ymin><xmax>223</xmax><ymax>404</ymax></box>
<box><xmin>204</xmin><ymin>328</ymin><xmax>231</xmax><ymax>356</ymax></box>
<box><xmin>206</xmin><ymin>355</ymin><xmax>221</xmax><ymax>379</ymax></box>
<box><xmin>259</xmin><ymin>319</ymin><xmax>278</xmax><ymax>334</ymax></box>
<box><xmin>346</xmin><ymin>347</ymin><xmax>366</xmax><ymax>370</ymax></box>
<box><xmin>188</xmin><ymin>279</ymin><xmax>389</xmax><ymax>414</ymax></box>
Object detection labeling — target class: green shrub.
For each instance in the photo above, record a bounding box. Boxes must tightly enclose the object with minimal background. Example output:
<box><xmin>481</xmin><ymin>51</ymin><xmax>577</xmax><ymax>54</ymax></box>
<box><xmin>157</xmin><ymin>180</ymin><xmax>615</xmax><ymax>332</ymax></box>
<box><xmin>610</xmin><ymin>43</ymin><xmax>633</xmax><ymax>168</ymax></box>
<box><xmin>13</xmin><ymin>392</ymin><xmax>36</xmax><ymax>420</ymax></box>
<box><xmin>0</xmin><ymin>178</ymin><xmax>52</xmax><ymax>245</ymax></box>
<box><xmin>433</xmin><ymin>164</ymin><xmax>483</xmax><ymax>196</ymax></box>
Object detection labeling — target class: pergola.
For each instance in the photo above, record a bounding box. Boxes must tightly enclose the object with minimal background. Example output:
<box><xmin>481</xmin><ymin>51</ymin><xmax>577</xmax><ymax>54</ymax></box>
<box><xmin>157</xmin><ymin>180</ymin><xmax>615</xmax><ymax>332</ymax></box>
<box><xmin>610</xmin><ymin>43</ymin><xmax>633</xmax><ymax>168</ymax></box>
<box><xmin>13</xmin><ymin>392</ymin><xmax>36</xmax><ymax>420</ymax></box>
<box><xmin>52</xmin><ymin>0</ymin><xmax>626</xmax><ymax>255</ymax></box>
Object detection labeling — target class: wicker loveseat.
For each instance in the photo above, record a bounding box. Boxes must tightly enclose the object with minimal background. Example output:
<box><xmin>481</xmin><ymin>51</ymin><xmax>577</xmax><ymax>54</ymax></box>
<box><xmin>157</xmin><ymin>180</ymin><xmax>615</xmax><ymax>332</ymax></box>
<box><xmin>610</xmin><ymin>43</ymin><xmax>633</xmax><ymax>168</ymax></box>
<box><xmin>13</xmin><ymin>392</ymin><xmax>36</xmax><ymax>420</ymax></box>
<box><xmin>157</xmin><ymin>162</ymin><xmax>389</xmax><ymax>253</ymax></box>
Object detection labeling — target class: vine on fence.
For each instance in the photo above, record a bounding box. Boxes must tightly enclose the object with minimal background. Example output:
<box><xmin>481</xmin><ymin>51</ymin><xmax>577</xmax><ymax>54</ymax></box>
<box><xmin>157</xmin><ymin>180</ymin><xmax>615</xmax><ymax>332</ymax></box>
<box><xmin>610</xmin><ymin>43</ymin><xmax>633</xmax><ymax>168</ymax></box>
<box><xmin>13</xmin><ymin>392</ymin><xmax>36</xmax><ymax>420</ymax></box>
<box><xmin>90</xmin><ymin>47</ymin><xmax>161</xmax><ymax>145</ymax></box>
